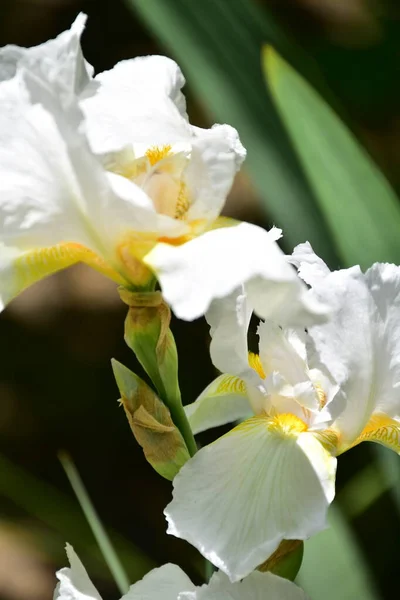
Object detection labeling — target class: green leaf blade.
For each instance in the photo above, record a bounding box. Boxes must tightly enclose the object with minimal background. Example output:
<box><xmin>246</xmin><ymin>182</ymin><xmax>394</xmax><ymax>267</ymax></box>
<box><xmin>265</xmin><ymin>46</ymin><xmax>400</xmax><ymax>268</ymax></box>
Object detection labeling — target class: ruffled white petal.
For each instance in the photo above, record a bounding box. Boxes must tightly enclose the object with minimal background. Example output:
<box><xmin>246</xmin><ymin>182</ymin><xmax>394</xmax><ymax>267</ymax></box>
<box><xmin>0</xmin><ymin>66</ymin><xmax>165</xmax><ymax>307</ymax></box>
<box><xmin>258</xmin><ymin>321</ymin><xmax>320</xmax><ymax>411</ymax></box>
<box><xmin>54</xmin><ymin>543</ymin><xmax>102</xmax><ymax>600</ymax></box>
<box><xmin>81</xmin><ymin>56</ymin><xmax>191</xmax><ymax>154</ymax></box>
<box><xmin>290</xmin><ymin>241</ymin><xmax>331</xmax><ymax>287</ymax></box>
<box><xmin>55</xmin><ymin>547</ymin><xmax>309</xmax><ymax>600</ymax></box>
<box><xmin>182</xmin><ymin>570</ymin><xmax>309</xmax><ymax>600</ymax></box>
<box><xmin>122</xmin><ymin>564</ymin><xmax>195</xmax><ymax>600</ymax></box>
<box><xmin>363</xmin><ymin>263</ymin><xmax>400</xmax><ymax>419</ymax></box>
<box><xmin>294</xmin><ymin>245</ymin><xmax>400</xmax><ymax>446</ymax></box>
<box><xmin>145</xmin><ymin>222</ymin><xmax>329</xmax><ymax>322</ymax></box>
<box><xmin>165</xmin><ymin>416</ymin><xmax>336</xmax><ymax>581</ymax></box>
<box><xmin>0</xmin><ymin>13</ymin><xmax>92</xmax><ymax>96</ymax></box>
<box><xmin>206</xmin><ymin>287</ymin><xmax>254</xmax><ymax>379</ymax></box>
<box><xmin>293</xmin><ymin>244</ymin><xmax>400</xmax><ymax>447</ymax></box>
<box><xmin>307</xmin><ymin>269</ymin><xmax>378</xmax><ymax>445</ymax></box>
<box><xmin>0</xmin><ymin>76</ymin><xmax>93</xmax><ymax>250</ymax></box>
<box><xmin>184</xmin><ymin>374</ymin><xmax>253</xmax><ymax>434</ymax></box>
<box><xmin>185</xmin><ymin>124</ymin><xmax>246</xmax><ymax>222</ymax></box>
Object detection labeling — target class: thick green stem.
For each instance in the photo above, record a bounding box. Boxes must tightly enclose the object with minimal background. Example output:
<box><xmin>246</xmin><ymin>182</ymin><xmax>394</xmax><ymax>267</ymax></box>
<box><xmin>119</xmin><ymin>287</ymin><xmax>197</xmax><ymax>459</ymax></box>
<box><xmin>169</xmin><ymin>402</ymin><xmax>197</xmax><ymax>457</ymax></box>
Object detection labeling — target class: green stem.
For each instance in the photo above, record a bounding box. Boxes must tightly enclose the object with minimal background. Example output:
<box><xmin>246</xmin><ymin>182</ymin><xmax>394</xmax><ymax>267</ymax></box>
<box><xmin>169</xmin><ymin>402</ymin><xmax>197</xmax><ymax>457</ymax></box>
<box><xmin>59</xmin><ymin>452</ymin><xmax>130</xmax><ymax>595</ymax></box>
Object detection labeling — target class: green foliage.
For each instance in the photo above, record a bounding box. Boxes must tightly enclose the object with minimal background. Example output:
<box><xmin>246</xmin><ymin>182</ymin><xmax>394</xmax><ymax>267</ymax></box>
<box><xmin>265</xmin><ymin>47</ymin><xmax>400</xmax><ymax>269</ymax></box>
<box><xmin>298</xmin><ymin>506</ymin><xmax>381</xmax><ymax>600</ymax></box>
<box><xmin>59</xmin><ymin>452</ymin><xmax>130</xmax><ymax>595</ymax></box>
<box><xmin>0</xmin><ymin>453</ymin><xmax>156</xmax><ymax>581</ymax></box>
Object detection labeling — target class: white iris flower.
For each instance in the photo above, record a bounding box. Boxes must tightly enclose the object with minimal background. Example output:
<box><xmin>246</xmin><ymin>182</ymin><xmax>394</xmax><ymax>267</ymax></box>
<box><xmin>0</xmin><ymin>14</ymin><xmax>326</xmax><ymax>323</ymax></box>
<box><xmin>54</xmin><ymin>544</ymin><xmax>309</xmax><ymax>600</ymax></box>
<box><xmin>166</xmin><ymin>243</ymin><xmax>400</xmax><ymax>581</ymax></box>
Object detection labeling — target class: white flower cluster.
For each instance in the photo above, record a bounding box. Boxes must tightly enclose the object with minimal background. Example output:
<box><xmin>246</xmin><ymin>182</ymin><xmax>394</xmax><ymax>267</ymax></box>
<box><xmin>2</xmin><ymin>13</ymin><xmax>400</xmax><ymax>600</ymax></box>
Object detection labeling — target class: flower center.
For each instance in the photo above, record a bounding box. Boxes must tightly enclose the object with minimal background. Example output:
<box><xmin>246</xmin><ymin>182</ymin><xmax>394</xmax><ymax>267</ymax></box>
<box><xmin>145</xmin><ymin>144</ymin><xmax>172</xmax><ymax>165</ymax></box>
<box><xmin>267</xmin><ymin>413</ymin><xmax>308</xmax><ymax>437</ymax></box>
<box><xmin>107</xmin><ymin>144</ymin><xmax>192</xmax><ymax>221</ymax></box>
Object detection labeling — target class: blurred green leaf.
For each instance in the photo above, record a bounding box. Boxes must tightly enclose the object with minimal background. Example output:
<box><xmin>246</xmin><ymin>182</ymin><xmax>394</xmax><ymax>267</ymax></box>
<box><xmin>374</xmin><ymin>445</ymin><xmax>400</xmax><ymax>516</ymax></box>
<box><xmin>0</xmin><ymin>453</ymin><xmax>156</xmax><ymax>581</ymax></box>
<box><xmin>59</xmin><ymin>451</ymin><xmax>130</xmax><ymax>595</ymax></box>
<box><xmin>297</xmin><ymin>506</ymin><xmax>381</xmax><ymax>600</ymax></box>
<box><xmin>128</xmin><ymin>0</ymin><xmax>339</xmax><ymax>263</ymax></box>
<box><xmin>265</xmin><ymin>47</ymin><xmax>400</xmax><ymax>269</ymax></box>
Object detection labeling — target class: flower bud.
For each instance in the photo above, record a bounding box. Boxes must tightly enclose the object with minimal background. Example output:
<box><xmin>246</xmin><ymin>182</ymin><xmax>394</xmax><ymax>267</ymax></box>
<box><xmin>112</xmin><ymin>359</ymin><xmax>190</xmax><ymax>480</ymax></box>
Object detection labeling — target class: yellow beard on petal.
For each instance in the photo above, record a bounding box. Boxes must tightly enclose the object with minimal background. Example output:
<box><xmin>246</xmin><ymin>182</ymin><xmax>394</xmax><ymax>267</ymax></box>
<box><xmin>345</xmin><ymin>413</ymin><xmax>400</xmax><ymax>454</ymax></box>
<box><xmin>238</xmin><ymin>413</ymin><xmax>308</xmax><ymax>439</ymax></box>
<box><xmin>267</xmin><ymin>413</ymin><xmax>308</xmax><ymax>436</ymax></box>
<box><xmin>215</xmin><ymin>374</ymin><xmax>247</xmax><ymax>395</ymax></box>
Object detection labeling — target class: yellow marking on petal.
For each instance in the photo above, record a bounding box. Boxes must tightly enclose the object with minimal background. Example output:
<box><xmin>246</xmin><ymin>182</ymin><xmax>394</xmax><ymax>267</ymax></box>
<box><xmin>248</xmin><ymin>352</ymin><xmax>266</xmax><ymax>379</ymax></box>
<box><xmin>116</xmin><ymin>235</ymin><xmax>157</xmax><ymax>288</ymax></box>
<box><xmin>312</xmin><ymin>429</ymin><xmax>339</xmax><ymax>455</ymax></box>
<box><xmin>215</xmin><ymin>374</ymin><xmax>246</xmax><ymax>396</ymax></box>
<box><xmin>174</xmin><ymin>181</ymin><xmax>191</xmax><ymax>220</ymax></box>
<box><xmin>145</xmin><ymin>145</ymin><xmax>172</xmax><ymax>166</ymax></box>
<box><xmin>157</xmin><ymin>219</ymin><xmax>208</xmax><ymax>246</ymax></box>
<box><xmin>237</xmin><ymin>413</ymin><xmax>308</xmax><ymax>438</ymax></box>
<box><xmin>13</xmin><ymin>242</ymin><xmax>125</xmax><ymax>299</ymax></box>
<box><xmin>314</xmin><ymin>382</ymin><xmax>327</xmax><ymax>409</ymax></box>
<box><xmin>207</xmin><ymin>216</ymin><xmax>240</xmax><ymax>231</ymax></box>
<box><xmin>267</xmin><ymin>413</ymin><xmax>308</xmax><ymax>436</ymax></box>
<box><xmin>350</xmin><ymin>413</ymin><xmax>400</xmax><ymax>454</ymax></box>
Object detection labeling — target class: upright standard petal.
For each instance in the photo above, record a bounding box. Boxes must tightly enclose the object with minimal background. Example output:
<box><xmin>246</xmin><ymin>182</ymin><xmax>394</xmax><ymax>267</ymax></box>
<box><xmin>145</xmin><ymin>222</ymin><xmax>328</xmax><ymax>323</ymax></box>
<box><xmin>54</xmin><ymin>544</ymin><xmax>102</xmax><ymax>600</ymax></box>
<box><xmin>363</xmin><ymin>262</ymin><xmax>400</xmax><ymax>420</ymax></box>
<box><xmin>166</xmin><ymin>415</ymin><xmax>336</xmax><ymax>581</ymax></box>
<box><xmin>292</xmin><ymin>244</ymin><xmax>400</xmax><ymax>452</ymax></box>
<box><xmin>0</xmin><ymin>13</ymin><xmax>92</xmax><ymax>95</ymax></box>
<box><xmin>290</xmin><ymin>241</ymin><xmax>331</xmax><ymax>287</ymax></box>
<box><xmin>81</xmin><ymin>55</ymin><xmax>245</xmax><ymax>230</ymax></box>
<box><xmin>81</xmin><ymin>56</ymin><xmax>191</xmax><ymax>154</ymax></box>
<box><xmin>206</xmin><ymin>287</ymin><xmax>253</xmax><ymax>378</ymax></box>
<box><xmin>185</xmin><ymin>124</ymin><xmax>246</xmax><ymax>222</ymax></box>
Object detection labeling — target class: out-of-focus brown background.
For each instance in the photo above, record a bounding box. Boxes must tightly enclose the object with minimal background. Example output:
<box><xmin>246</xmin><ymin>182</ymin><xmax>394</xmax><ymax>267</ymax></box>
<box><xmin>0</xmin><ymin>1</ymin><xmax>400</xmax><ymax>599</ymax></box>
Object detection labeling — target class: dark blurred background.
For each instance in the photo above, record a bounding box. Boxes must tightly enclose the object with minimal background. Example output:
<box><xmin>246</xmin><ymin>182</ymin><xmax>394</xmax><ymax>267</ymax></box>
<box><xmin>0</xmin><ymin>1</ymin><xmax>399</xmax><ymax>599</ymax></box>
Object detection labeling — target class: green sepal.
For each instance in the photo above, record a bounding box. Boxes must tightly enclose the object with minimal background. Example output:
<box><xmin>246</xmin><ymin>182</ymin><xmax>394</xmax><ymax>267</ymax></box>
<box><xmin>257</xmin><ymin>539</ymin><xmax>304</xmax><ymax>581</ymax></box>
<box><xmin>119</xmin><ymin>288</ymin><xmax>180</xmax><ymax>409</ymax></box>
<box><xmin>112</xmin><ymin>359</ymin><xmax>190</xmax><ymax>480</ymax></box>
<box><xmin>118</xmin><ymin>288</ymin><xmax>197</xmax><ymax>456</ymax></box>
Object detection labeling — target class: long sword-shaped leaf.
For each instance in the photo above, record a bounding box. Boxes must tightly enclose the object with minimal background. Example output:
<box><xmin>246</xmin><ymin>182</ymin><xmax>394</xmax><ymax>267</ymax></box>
<box><xmin>265</xmin><ymin>47</ymin><xmax>400</xmax><ymax>268</ymax></box>
<box><xmin>128</xmin><ymin>0</ymin><xmax>338</xmax><ymax>262</ymax></box>
<box><xmin>0</xmin><ymin>453</ymin><xmax>155</xmax><ymax>580</ymax></box>
<box><xmin>59</xmin><ymin>452</ymin><xmax>130</xmax><ymax>595</ymax></box>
